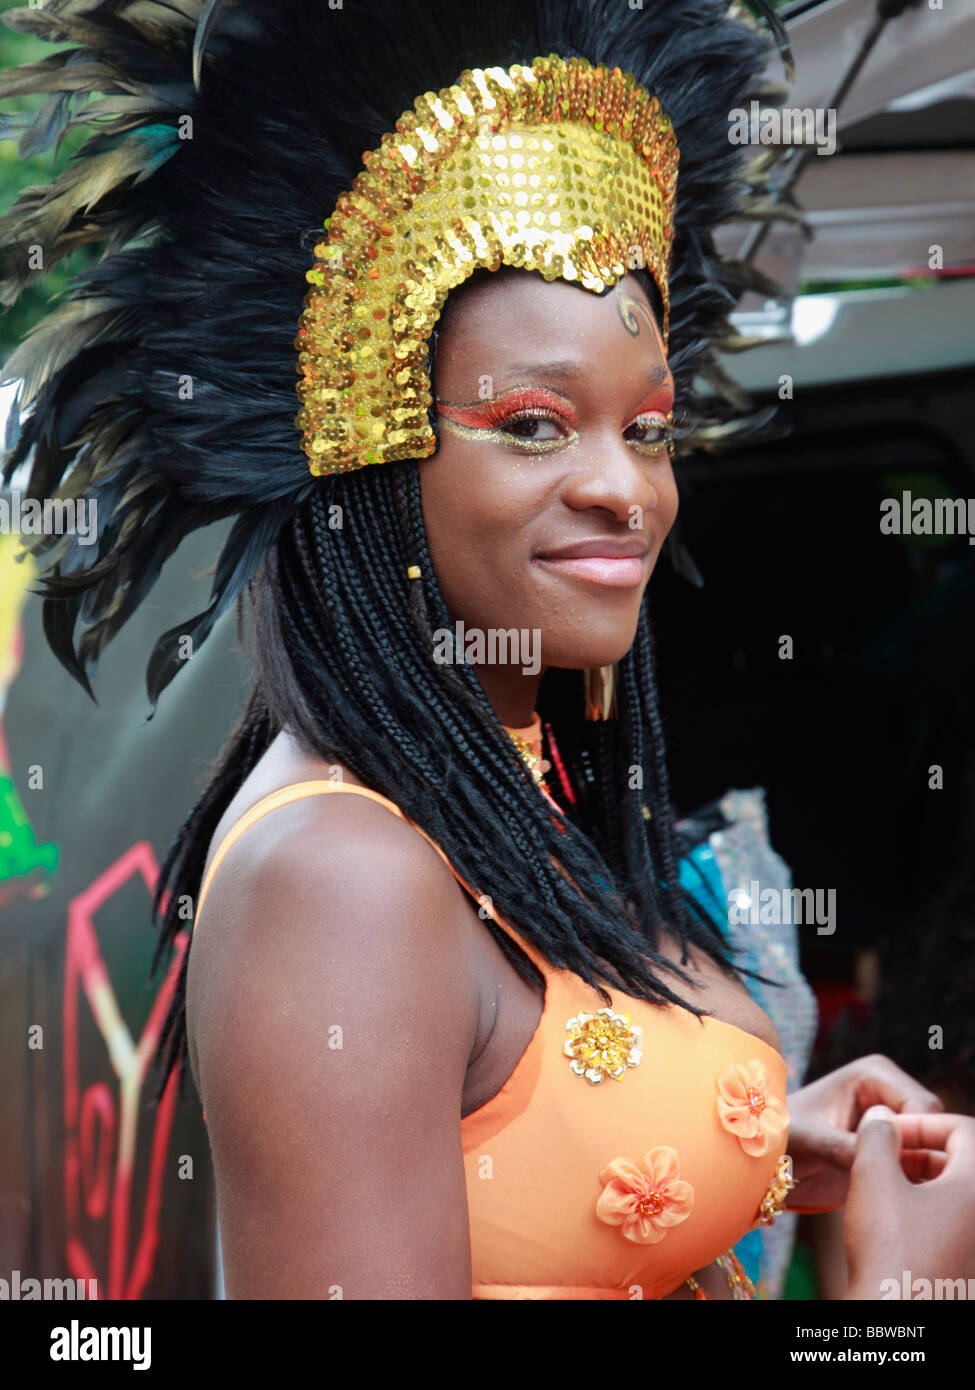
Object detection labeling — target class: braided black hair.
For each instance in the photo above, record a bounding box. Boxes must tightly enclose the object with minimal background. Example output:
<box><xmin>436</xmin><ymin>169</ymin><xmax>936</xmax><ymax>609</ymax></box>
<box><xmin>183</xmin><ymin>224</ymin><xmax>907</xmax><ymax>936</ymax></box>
<box><xmin>0</xmin><ymin>0</ymin><xmax>785</xmax><ymax>1100</ymax></box>
<box><xmin>151</xmin><ymin>430</ymin><xmax>749</xmax><ymax>1099</ymax></box>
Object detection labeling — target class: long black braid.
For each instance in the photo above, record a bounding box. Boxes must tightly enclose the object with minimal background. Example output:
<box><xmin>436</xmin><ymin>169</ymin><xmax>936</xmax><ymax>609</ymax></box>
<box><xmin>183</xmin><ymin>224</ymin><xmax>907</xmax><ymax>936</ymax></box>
<box><xmin>0</xmin><ymin>0</ymin><xmax>785</xmax><ymax>1104</ymax></box>
<box><xmin>151</xmin><ymin>451</ymin><xmax>747</xmax><ymax>1103</ymax></box>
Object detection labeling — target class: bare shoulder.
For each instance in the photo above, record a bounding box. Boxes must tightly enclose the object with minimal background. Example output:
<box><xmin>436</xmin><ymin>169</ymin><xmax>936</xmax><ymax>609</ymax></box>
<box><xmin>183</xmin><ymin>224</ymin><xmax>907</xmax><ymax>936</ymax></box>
<box><xmin>187</xmin><ymin>764</ymin><xmax>481</xmax><ymax>1298</ymax></box>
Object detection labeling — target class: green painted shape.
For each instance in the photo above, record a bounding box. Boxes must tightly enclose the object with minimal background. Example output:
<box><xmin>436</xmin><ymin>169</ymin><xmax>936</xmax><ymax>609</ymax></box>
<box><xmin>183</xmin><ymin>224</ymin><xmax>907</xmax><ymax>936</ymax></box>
<box><xmin>0</xmin><ymin>773</ymin><xmax>59</xmax><ymax>882</ymax></box>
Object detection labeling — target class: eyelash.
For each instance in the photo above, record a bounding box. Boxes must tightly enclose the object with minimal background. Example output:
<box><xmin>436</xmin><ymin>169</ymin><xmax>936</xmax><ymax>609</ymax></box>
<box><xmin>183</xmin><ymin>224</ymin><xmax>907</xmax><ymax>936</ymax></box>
<box><xmin>497</xmin><ymin>407</ymin><xmax>577</xmax><ymax>453</ymax></box>
<box><xmin>624</xmin><ymin>414</ymin><xmax>677</xmax><ymax>458</ymax></box>
<box><xmin>497</xmin><ymin>408</ymin><xmax>677</xmax><ymax>459</ymax></box>
<box><xmin>437</xmin><ymin>390</ymin><xmax>686</xmax><ymax>459</ymax></box>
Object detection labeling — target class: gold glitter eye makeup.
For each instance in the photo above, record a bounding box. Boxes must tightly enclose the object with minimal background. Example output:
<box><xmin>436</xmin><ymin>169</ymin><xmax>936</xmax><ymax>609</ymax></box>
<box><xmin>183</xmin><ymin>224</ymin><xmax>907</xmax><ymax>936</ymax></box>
<box><xmin>624</xmin><ymin>414</ymin><xmax>677</xmax><ymax>459</ymax></box>
<box><xmin>437</xmin><ymin>386</ymin><xmax>579</xmax><ymax>454</ymax></box>
<box><xmin>438</xmin><ymin>413</ymin><xmax>578</xmax><ymax>454</ymax></box>
<box><xmin>436</xmin><ymin>392</ymin><xmax>687</xmax><ymax>458</ymax></box>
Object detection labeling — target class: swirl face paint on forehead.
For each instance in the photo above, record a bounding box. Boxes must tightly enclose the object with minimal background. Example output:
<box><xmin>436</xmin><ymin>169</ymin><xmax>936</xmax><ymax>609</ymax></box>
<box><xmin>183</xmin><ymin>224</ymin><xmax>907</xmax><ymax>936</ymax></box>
<box><xmin>616</xmin><ymin>291</ymin><xmax>661</xmax><ymax>340</ymax></box>
<box><xmin>437</xmin><ymin>386</ymin><xmax>579</xmax><ymax>454</ymax></box>
<box><xmin>614</xmin><ymin>291</ymin><xmax>674</xmax><ymax>437</ymax></box>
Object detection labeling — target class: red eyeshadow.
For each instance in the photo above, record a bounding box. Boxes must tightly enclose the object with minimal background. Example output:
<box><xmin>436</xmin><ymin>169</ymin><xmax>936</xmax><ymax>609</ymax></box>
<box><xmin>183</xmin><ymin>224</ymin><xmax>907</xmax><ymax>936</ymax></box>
<box><xmin>628</xmin><ymin>389</ymin><xmax>673</xmax><ymax>422</ymax></box>
<box><xmin>438</xmin><ymin>387</ymin><xmax>578</xmax><ymax>430</ymax></box>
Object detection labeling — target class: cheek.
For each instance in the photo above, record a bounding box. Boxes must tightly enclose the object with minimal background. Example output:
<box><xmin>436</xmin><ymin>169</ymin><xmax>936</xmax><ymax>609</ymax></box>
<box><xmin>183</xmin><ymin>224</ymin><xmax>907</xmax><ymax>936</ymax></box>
<box><xmin>418</xmin><ymin>450</ymin><xmax>537</xmax><ymax>618</ymax></box>
<box><xmin>420</xmin><ymin>451</ymin><xmax>516</xmax><ymax>551</ymax></box>
<box><xmin>417</xmin><ymin>455</ymin><xmax>506</xmax><ymax>603</ymax></box>
<box><xmin>417</xmin><ymin>439</ymin><xmax>548</xmax><ymax>542</ymax></box>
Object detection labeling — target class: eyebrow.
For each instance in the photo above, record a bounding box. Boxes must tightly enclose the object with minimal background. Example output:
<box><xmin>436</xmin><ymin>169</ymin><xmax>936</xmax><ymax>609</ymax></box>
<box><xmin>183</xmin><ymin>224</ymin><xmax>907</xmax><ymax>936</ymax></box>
<box><xmin>502</xmin><ymin>360</ymin><xmax>671</xmax><ymax>389</ymax></box>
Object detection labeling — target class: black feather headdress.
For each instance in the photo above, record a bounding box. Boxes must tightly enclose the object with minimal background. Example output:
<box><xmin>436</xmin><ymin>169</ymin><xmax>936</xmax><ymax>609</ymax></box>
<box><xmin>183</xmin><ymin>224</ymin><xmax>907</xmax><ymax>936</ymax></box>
<box><xmin>0</xmin><ymin>0</ymin><xmax>791</xmax><ymax>708</ymax></box>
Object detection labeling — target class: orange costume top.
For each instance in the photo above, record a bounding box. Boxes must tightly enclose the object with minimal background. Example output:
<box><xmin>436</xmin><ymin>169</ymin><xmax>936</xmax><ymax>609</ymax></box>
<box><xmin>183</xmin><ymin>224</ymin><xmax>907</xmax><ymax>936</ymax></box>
<box><xmin>192</xmin><ymin>779</ymin><xmax>791</xmax><ymax>1301</ymax></box>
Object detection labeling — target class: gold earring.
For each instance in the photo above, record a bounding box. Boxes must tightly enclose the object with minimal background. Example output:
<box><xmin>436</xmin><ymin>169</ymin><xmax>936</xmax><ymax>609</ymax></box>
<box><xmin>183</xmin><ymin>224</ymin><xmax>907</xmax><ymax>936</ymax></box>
<box><xmin>583</xmin><ymin>665</ymin><xmax>618</xmax><ymax>721</ymax></box>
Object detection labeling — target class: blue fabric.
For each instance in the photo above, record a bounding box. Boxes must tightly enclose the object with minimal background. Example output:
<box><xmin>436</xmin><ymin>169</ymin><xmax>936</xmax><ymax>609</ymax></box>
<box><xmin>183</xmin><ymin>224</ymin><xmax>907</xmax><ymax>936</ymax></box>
<box><xmin>678</xmin><ymin>843</ymin><xmax>726</xmax><ymax>925</ymax></box>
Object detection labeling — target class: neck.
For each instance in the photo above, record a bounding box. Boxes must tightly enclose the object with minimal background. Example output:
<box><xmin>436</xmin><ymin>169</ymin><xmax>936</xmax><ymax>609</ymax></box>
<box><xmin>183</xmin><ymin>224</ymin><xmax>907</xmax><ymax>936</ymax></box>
<box><xmin>475</xmin><ymin>666</ymin><xmax>544</xmax><ymax>729</ymax></box>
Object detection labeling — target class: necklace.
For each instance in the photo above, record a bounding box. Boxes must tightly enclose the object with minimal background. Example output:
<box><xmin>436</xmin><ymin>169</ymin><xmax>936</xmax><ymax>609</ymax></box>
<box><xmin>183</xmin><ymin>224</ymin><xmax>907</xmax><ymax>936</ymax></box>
<box><xmin>505</xmin><ymin>714</ymin><xmax>548</xmax><ymax>788</ymax></box>
<box><xmin>503</xmin><ymin>715</ymin><xmax>566</xmax><ymax>822</ymax></box>
<box><xmin>504</xmin><ymin>713</ymin><xmax>568</xmax><ymax>818</ymax></box>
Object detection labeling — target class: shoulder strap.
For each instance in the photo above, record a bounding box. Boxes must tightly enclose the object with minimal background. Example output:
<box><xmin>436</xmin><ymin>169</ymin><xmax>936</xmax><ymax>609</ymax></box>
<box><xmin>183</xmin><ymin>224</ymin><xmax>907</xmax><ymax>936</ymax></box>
<box><xmin>191</xmin><ymin>781</ymin><xmax>547</xmax><ymax>970</ymax></box>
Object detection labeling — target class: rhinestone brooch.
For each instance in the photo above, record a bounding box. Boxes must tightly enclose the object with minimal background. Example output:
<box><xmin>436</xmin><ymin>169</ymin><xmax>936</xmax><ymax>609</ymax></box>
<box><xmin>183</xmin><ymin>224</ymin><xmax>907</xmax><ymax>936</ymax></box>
<box><xmin>564</xmin><ymin>1008</ymin><xmax>643</xmax><ymax>1084</ymax></box>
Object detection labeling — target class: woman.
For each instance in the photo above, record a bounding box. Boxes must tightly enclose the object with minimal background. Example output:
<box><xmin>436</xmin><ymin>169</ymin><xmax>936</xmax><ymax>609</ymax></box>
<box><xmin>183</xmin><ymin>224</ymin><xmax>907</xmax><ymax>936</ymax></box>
<box><xmin>2</xmin><ymin>0</ymin><xmax>972</xmax><ymax>1300</ymax></box>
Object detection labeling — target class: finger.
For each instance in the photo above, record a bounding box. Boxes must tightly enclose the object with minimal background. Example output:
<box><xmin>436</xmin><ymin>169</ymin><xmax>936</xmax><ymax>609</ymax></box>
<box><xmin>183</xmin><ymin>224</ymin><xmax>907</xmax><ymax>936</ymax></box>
<box><xmin>901</xmin><ymin>1148</ymin><xmax>948</xmax><ymax>1182</ymax></box>
<box><xmin>890</xmin><ymin>1112</ymin><xmax>957</xmax><ymax>1148</ymax></box>
<box><xmin>845</xmin><ymin>1106</ymin><xmax>917</xmax><ymax>1195</ymax></box>
<box><xmin>888</xmin><ymin>1111</ymin><xmax>975</xmax><ymax>1161</ymax></box>
<box><xmin>794</xmin><ymin>1120</ymin><xmax>856</xmax><ymax>1171</ymax></box>
<box><xmin>852</xmin><ymin>1058</ymin><xmax>943</xmax><ymax>1117</ymax></box>
<box><xmin>852</xmin><ymin>1104</ymin><xmax>908</xmax><ymax>1188</ymax></box>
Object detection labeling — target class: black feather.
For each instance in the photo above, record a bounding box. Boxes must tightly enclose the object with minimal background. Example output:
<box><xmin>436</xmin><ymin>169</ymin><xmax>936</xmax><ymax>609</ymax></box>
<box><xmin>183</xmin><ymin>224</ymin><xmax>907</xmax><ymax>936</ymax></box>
<box><xmin>41</xmin><ymin>588</ymin><xmax>95</xmax><ymax>700</ymax></box>
<box><xmin>0</xmin><ymin>0</ymin><xmax>789</xmax><ymax>705</ymax></box>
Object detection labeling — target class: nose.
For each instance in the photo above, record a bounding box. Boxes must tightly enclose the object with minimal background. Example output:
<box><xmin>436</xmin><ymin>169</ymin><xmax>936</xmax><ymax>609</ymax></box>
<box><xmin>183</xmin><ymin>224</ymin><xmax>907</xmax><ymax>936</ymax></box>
<box><xmin>560</xmin><ymin>432</ymin><xmax>672</xmax><ymax>527</ymax></box>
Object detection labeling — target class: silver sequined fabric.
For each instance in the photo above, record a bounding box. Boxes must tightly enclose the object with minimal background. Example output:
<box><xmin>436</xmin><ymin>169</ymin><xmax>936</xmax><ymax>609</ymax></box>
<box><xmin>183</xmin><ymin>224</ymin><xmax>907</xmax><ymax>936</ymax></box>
<box><xmin>681</xmin><ymin>787</ymin><xmax>819</xmax><ymax>1299</ymax></box>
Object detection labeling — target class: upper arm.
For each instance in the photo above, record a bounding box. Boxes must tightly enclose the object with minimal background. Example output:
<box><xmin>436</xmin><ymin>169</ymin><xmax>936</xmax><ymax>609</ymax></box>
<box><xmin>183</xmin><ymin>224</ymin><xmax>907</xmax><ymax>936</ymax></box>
<box><xmin>187</xmin><ymin>794</ymin><xmax>481</xmax><ymax>1299</ymax></box>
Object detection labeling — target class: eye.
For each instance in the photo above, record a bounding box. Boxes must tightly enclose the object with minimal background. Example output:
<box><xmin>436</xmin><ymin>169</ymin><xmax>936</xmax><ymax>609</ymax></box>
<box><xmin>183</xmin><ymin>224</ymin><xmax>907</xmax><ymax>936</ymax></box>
<box><xmin>501</xmin><ymin>412</ymin><xmax>566</xmax><ymax>441</ymax></box>
<box><xmin>624</xmin><ymin>414</ymin><xmax>675</xmax><ymax>456</ymax></box>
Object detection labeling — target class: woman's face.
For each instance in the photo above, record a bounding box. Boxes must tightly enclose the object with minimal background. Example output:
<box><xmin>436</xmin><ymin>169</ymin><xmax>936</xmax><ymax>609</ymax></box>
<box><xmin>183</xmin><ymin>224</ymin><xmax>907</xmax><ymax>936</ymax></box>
<box><xmin>419</xmin><ymin>267</ymin><xmax>678</xmax><ymax>678</ymax></box>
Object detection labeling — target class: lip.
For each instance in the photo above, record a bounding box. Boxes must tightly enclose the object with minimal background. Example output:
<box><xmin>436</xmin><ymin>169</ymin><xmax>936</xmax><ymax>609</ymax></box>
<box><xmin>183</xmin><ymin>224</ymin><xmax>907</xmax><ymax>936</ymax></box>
<box><xmin>533</xmin><ymin>554</ymin><xmax>648</xmax><ymax>588</ymax></box>
<box><xmin>536</xmin><ymin>537</ymin><xmax>650</xmax><ymax>561</ymax></box>
<box><xmin>532</xmin><ymin>536</ymin><xmax>650</xmax><ymax>589</ymax></box>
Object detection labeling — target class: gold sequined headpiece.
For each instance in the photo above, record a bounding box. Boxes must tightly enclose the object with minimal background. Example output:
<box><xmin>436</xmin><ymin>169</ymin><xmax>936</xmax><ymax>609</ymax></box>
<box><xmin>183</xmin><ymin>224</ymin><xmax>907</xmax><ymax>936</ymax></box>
<box><xmin>1</xmin><ymin>0</ymin><xmax>788</xmax><ymax>706</ymax></box>
<box><xmin>294</xmin><ymin>55</ymin><xmax>679</xmax><ymax>477</ymax></box>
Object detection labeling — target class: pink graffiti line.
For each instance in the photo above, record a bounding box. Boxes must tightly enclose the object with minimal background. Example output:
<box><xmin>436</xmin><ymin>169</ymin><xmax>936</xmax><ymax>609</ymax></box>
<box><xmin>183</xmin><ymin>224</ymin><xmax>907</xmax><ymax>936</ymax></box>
<box><xmin>63</xmin><ymin>840</ymin><xmax>187</xmax><ymax>1300</ymax></box>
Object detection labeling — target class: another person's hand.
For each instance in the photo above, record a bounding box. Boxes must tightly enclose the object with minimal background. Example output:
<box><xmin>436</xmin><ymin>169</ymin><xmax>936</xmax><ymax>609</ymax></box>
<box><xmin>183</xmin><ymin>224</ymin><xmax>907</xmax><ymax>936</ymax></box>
<box><xmin>843</xmin><ymin>1107</ymin><xmax>975</xmax><ymax>1299</ymax></box>
<box><xmin>786</xmin><ymin>1054</ymin><xmax>942</xmax><ymax>1211</ymax></box>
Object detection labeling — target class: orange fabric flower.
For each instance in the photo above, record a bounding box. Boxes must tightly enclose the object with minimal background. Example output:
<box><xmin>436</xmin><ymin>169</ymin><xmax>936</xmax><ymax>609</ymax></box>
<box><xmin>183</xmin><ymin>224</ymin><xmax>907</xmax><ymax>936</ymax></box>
<box><xmin>716</xmin><ymin>1059</ymin><xmax>789</xmax><ymax>1156</ymax></box>
<box><xmin>596</xmin><ymin>1146</ymin><xmax>695</xmax><ymax>1244</ymax></box>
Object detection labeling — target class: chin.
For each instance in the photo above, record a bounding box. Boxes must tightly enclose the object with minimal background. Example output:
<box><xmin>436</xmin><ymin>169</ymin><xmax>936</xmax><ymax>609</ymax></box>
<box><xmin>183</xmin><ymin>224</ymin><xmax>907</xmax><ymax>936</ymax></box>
<box><xmin>541</xmin><ymin>632</ymin><xmax>639</xmax><ymax>670</ymax></box>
